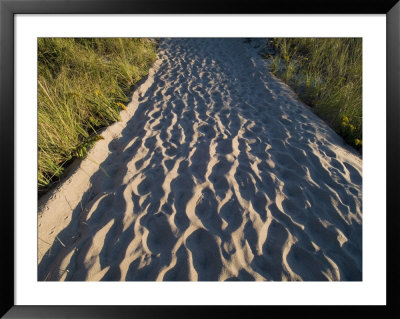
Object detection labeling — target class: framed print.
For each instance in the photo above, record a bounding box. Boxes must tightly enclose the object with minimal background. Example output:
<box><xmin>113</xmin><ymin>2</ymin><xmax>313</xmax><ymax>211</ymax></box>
<box><xmin>1</xmin><ymin>0</ymin><xmax>399</xmax><ymax>317</ymax></box>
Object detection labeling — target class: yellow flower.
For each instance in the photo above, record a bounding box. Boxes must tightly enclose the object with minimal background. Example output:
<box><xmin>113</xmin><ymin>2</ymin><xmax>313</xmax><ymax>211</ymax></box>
<box><xmin>349</xmin><ymin>124</ymin><xmax>355</xmax><ymax>131</ymax></box>
<box><xmin>355</xmin><ymin>139</ymin><xmax>362</xmax><ymax>146</ymax></box>
<box><xmin>95</xmin><ymin>89</ymin><xmax>100</xmax><ymax>96</ymax></box>
<box><xmin>342</xmin><ymin>116</ymin><xmax>349</xmax><ymax>123</ymax></box>
<box><xmin>116</xmin><ymin>102</ymin><xmax>126</xmax><ymax>110</ymax></box>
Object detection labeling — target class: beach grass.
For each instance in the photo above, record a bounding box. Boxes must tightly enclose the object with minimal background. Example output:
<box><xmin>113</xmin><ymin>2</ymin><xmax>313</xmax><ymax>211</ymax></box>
<box><xmin>267</xmin><ymin>38</ymin><xmax>362</xmax><ymax>151</ymax></box>
<box><xmin>38</xmin><ymin>38</ymin><xmax>157</xmax><ymax>193</ymax></box>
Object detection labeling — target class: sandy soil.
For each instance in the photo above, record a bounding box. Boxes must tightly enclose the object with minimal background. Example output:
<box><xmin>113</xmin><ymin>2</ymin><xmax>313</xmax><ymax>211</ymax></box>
<box><xmin>38</xmin><ymin>38</ymin><xmax>362</xmax><ymax>281</ymax></box>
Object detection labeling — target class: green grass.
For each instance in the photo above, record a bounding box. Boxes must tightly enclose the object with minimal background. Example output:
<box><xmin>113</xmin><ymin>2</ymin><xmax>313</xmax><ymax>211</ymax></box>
<box><xmin>38</xmin><ymin>38</ymin><xmax>157</xmax><ymax>193</ymax></box>
<box><xmin>267</xmin><ymin>38</ymin><xmax>362</xmax><ymax>151</ymax></box>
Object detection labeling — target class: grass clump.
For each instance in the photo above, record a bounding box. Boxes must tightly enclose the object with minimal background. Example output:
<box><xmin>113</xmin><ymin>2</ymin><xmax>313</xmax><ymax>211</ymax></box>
<box><xmin>38</xmin><ymin>38</ymin><xmax>157</xmax><ymax>193</ymax></box>
<box><xmin>267</xmin><ymin>38</ymin><xmax>362</xmax><ymax>151</ymax></box>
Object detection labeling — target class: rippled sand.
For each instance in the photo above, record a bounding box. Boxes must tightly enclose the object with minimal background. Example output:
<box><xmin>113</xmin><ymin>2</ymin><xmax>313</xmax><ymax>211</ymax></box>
<box><xmin>38</xmin><ymin>38</ymin><xmax>362</xmax><ymax>281</ymax></box>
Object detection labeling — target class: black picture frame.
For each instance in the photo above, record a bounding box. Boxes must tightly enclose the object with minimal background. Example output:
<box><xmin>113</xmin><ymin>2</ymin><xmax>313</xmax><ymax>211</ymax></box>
<box><xmin>1</xmin><ymin>0</ymin><xmax>398</xmax><ymax>317</ymax></box>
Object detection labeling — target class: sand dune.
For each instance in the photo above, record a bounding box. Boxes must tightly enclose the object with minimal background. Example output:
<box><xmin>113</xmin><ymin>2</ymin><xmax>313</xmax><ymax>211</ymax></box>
<box><xmin>38</xmin><ymin>38</ymin><xmax>362</xmax><ymax>281</ymax></box>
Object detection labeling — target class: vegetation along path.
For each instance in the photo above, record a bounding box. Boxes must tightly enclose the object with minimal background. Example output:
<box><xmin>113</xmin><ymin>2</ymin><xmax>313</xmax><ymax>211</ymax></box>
<box><xmin>38</xmin><ymin>38</ymin><xmax>362</xmax><ymax>281</ymax></box>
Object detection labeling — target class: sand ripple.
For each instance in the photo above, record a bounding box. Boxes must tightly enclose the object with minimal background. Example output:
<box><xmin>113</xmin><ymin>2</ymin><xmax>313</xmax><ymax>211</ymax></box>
<box><xmin>38</xmin><ymin>38</ymin><xmax>362</xmax><ymax>281</ymax></box>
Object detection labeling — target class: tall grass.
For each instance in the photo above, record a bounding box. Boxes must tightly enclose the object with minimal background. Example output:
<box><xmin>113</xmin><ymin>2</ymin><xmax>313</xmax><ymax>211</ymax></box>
<box><xmin>38</xmin><ymin>38</ymin><xmax>157</xmax><ymax>193</ymax></box>
<box><xmin>268</xmin><ymin>38</ymin><xmax>362</xmax><ymax>151</ymax></box>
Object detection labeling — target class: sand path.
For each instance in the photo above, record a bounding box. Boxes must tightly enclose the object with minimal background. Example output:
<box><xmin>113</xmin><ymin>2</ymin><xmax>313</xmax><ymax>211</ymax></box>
<box><xmin>38</xmin><ymin>38</ymin><xmax>362</xmax><ymax>281</ymax></box>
